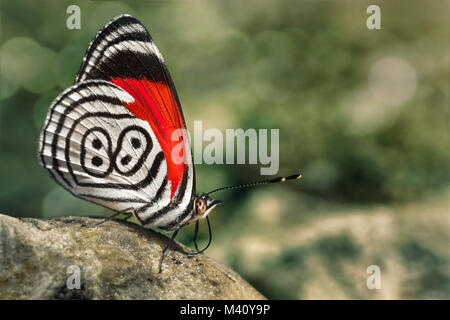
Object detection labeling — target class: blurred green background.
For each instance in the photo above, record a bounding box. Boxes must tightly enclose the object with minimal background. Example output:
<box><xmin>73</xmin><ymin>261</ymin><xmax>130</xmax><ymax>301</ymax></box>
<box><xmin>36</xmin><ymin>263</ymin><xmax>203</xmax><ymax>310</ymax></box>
<box><xmin>0</xmin><ymin>0</ymin><xmax>449</xmax><ymax>299</ymax></box>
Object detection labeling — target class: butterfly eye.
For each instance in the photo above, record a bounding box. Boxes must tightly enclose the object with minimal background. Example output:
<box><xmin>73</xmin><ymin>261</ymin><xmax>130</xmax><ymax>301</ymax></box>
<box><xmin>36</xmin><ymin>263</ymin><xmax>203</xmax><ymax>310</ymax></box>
<box><xmin>195</xmin><ymin>198</ymin><xmax>207</xmax><ymax>216</ymax></box>
<box><xmin>80</xmin><ymin>127</ymin><xmax>112</xmax><ymax>178</ymax></box>
<box><xmin>114</xmin><ymin>126</ymin><xmax>152</xmax><ymax>176</ymax></box>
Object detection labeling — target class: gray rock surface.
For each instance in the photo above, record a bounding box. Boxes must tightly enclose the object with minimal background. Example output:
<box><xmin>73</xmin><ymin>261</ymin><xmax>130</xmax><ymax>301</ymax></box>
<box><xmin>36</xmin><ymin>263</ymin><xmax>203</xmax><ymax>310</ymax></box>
<box><xmin>0</xmin><ymin>213</ymin><xmax>265</xmax><ymax>299</ymax></box>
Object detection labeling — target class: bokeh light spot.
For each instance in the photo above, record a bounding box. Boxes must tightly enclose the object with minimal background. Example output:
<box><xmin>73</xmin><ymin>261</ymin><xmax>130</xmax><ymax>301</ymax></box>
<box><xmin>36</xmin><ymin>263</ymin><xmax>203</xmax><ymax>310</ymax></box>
<box><xmin>0</xmin><ymin>37</ymin><xmax>56</xmax><ymax>96</ymax></box>
<box><xmin>369</xmin><ymin>57</ymin><xmax>417</xmax><ymax>106</ymax></box>
<box><xmin>53</xmin><ymin>45</ymin><xmax>85</xmax><ymax>89</ymax></box>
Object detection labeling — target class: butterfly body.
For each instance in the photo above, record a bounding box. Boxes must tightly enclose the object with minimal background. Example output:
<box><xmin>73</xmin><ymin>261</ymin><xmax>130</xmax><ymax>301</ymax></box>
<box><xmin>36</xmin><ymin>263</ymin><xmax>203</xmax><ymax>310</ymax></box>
<box><xmin>38</xmin><ymin>15</ymin><xmax>221</xmax><ymax>231</ymax></box>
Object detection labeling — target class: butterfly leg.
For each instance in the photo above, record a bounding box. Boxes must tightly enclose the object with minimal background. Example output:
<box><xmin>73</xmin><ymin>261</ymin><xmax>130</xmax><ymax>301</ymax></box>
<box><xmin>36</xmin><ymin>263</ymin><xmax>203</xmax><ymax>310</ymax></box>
<box><xmin>185</xmin><ymin>216</ymin><xmax>212</xmax><ymax>256</ymax></box>
<box><xmin>193</xmin><ymin>221</ymin><xmax>200</xmax><ymax>251</ymax></box>
<box><xmin>158</xmin><ymin>227</ymin><xmax>181</xmax><ymax>273</ymax></box>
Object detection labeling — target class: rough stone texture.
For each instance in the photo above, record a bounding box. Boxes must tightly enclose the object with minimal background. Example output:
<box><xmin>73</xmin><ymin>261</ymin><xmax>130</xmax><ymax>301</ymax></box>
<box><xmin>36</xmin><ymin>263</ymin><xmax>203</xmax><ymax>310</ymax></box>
<box><xmin>0</xmin><ymin>214</ymin><xmax>265</xmax><ymax>300</ymax></box>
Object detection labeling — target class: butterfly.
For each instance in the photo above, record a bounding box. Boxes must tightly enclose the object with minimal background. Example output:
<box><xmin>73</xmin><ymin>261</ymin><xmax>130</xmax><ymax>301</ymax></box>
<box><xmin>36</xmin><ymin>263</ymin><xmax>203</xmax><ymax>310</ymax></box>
<box><xmin>38</xmin><ymin>14</ymin><xmax>301</xmax><ymax>272</ymax></box>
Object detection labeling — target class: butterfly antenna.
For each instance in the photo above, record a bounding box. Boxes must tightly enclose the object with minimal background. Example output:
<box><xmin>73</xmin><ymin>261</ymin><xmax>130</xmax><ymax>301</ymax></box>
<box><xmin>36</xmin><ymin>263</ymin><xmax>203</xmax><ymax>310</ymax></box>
<box><xmin>206</xmin><ymin>173</ymin><xmax>302</xmax><ymax>195</ymax></box>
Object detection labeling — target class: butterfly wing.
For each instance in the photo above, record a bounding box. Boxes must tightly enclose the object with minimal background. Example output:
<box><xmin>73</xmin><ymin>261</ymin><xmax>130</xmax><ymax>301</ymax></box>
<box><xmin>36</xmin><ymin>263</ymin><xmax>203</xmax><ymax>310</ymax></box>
<box><xmin>38</xmin><ymin>15</ymin><xmax>196</xmax><ymax>230</ymax></box>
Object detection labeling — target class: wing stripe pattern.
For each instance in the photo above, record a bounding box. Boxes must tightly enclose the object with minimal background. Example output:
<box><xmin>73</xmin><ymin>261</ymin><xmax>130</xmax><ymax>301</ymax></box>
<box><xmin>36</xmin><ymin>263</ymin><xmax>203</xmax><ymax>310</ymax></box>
<box><xmin>76</xmin><ymin>18</ymin><xmax>150</xmax><ymax>82</ymax></box>
<box><xmin>39</xmin><ymin>15</ymin><xmax>196</xmax><ymax>229</ymax></box>
<box><xmin>75</xmin><ymin>15</ymin><xmax>195</xmax><ymax>228</ymax></box>
<box><xmin>39</xmin><ymin>80</ymin><xmax>172</xmax><ymax>222</ymax></box>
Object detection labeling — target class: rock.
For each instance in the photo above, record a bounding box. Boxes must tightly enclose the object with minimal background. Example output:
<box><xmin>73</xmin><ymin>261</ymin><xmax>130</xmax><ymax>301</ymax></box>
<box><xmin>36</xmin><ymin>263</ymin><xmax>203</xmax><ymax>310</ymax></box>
<box><xmin>0</xmin><ymin>213</ymin><xmax>265</xmax><ymax>300</ymax></box>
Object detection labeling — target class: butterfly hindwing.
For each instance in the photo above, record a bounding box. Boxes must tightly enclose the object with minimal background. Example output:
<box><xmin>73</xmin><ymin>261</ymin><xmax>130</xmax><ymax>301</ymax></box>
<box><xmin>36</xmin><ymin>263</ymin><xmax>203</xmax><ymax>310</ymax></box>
<box><xmin>39</xmin><ymin>80</ymin><xmax>168</xmax><ymax>210</ymax></box>
<box><xmin>38</xmin><ymin>80</ymin><xmax>186</xmax><ymax>228</ymax></box>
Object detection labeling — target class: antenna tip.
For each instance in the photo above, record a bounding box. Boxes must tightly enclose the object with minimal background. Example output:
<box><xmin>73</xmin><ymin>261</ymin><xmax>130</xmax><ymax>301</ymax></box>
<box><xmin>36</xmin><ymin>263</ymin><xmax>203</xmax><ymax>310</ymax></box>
<box><xmin>297</xmin><ymin>174</ymin><xmax>302</xmax><ymax>180</ymax></box>
<box><xmin>281</xmin><ymin>177</ymin><xmax>286</xmax><ymax>182</ymax></box>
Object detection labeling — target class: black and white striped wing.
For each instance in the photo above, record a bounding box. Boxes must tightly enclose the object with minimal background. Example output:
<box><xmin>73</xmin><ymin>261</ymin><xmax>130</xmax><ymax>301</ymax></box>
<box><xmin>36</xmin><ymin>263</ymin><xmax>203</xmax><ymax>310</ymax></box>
<box><xmin>38</xmin><ymin>80</ymin><xmax>172</xmax><ymax>225</ymax></box>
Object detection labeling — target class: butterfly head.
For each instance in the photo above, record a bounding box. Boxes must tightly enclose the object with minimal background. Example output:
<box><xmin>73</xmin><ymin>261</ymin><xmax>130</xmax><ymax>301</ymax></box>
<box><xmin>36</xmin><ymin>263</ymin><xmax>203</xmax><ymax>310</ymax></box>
<box><xmin>189</xmin><ymin>194</ymin><xmax>223</xmax><ymax>223</ymax></box>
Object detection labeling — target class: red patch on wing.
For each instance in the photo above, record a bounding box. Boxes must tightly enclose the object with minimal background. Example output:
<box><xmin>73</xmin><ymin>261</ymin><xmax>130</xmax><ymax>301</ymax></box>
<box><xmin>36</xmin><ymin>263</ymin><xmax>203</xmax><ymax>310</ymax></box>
<box><xmin>111</xmin><ymin>78</ymin><xmax>188</xmax><ymax>198</ymax></box>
